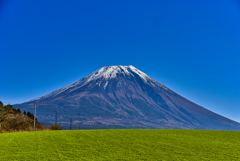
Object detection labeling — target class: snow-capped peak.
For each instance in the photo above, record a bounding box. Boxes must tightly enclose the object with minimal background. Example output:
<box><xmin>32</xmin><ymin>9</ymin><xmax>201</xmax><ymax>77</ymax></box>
<box><xmin>85</xmin><ymin>65</ymin><xmax>149</xmax><ymax>82</ymax></box>
<box><xmin>27</xmin><ymin>65</ymin><xmax>170</xmax><ymax>102</ymax></box>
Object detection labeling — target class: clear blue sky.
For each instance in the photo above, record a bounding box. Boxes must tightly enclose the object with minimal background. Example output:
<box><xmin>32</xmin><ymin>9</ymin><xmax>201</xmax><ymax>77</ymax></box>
<box><xmin>1</xmin><ymin>0</ymin><xmax>240</xmax><ymax>122</ymax></box>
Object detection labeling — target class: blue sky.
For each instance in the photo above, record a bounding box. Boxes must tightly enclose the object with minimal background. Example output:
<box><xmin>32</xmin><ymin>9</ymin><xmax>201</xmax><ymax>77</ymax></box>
<box><xmin>1</xmin><ymin>0</ymin><xmax>240</xmax><ymax>122</ymax></box>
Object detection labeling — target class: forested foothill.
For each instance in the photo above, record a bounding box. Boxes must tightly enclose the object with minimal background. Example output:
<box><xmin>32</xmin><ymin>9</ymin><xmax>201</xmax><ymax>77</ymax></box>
<box><xmin>0</xmin><ymin>101</ymin><xmax>47</xmax><ymax>133</ymax></box>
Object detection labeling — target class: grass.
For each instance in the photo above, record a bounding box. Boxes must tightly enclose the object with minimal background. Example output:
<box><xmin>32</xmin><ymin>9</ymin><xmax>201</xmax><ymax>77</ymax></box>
<box><xmin>0</xmin><ymin>129</ymin><xmax>240</xmax><ymax>160</ymax></box>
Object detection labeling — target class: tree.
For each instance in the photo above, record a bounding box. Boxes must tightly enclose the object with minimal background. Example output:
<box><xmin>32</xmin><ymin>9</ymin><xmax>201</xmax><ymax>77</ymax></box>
<box><xmin>16</xmin><ymin>108</ymin><xmax>21</xmax><ymax>113</ymax></box>
<box><xmin>23</xmin><ymin>110</ymin><xmax>26</xmax><ymax>115</ymax></box>
<box><xmin>0</xmin><ymin>101</ymin><xmax>3</xmax><ymax>108</ymax></box>
<box><xmin>27</xmin><ymin>111</ymin><xmax>34</xmax><ymax>119</ymax></box>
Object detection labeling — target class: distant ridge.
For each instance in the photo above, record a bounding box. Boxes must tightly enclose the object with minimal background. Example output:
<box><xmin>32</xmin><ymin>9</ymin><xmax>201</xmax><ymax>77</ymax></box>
<box><xmin>14</xmin><ymin>65</ymin><xmax>240</xmax><ymax>130</ymax></box>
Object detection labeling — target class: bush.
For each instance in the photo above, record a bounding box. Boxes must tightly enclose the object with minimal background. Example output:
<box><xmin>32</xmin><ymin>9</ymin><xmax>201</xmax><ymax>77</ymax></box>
<box><xmin>49</xmin><ymin>124</ymin><xmax>62</xmax><ymax>130</ymax></box>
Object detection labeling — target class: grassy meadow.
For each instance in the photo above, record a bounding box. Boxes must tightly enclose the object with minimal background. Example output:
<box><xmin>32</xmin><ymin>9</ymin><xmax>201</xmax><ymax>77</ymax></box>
<box><xmin>0</xmin><ymin>129</ymin><xmax>240</xmax><ymax>160</ymax></box>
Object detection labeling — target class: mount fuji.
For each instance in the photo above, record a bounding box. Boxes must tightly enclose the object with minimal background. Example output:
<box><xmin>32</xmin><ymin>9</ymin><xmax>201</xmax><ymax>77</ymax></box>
<box><xmin>14</xmin><ymin>65</ymin><xmax>240</xmax><ymax>130</ymax></box>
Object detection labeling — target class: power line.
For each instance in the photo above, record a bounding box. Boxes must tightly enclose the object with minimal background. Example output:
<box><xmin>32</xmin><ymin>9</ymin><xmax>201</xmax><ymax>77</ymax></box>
<box><xmin>36</xmin><ymin>105</ymin><xmax>69</xmax><ymax>120</ymax></box>
<box><xmin>3</xmin><ymin>101</ymin><xmax>84</xmax><ymax>130</ymax></box>
<box><xmin>37</xmin><ymin>105</ymin><xmax>53</xmax><ymax>112</ymax></box>
<box><xmin>14</xmin><ymin>103</ymin><xmax>70</xmax><ymax>120</ymax></box>
<box><xmin>14</xmin><ymin>103</ymin><xmax>82</xmax><ymax>129</ymax></box>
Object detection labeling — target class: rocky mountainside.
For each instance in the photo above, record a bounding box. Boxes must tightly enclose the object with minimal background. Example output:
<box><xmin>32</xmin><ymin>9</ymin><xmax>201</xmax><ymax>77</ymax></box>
<box><xmin>14</xmin><ymin>65</ymin><xmax>240</xmax><ymax>130</ymax></box>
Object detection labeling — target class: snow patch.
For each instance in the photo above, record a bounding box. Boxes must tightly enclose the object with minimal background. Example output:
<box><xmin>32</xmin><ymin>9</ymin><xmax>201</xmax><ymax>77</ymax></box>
<box><xmin>104</xmin><ymin>81</ymin><xmax>108</xmax><ymax>89</ymax></box>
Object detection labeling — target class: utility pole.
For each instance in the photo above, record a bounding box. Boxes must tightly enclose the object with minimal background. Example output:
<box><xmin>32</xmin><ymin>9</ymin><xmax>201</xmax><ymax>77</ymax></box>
<box><xmin>53</xmin><ymin>110</ymin><xmax>57</xmax><ymax>126</ymax></box>
<box><xmin>69</xmin><ymin>118</ymin><xmax>72</xmax><ymax>130</ymax></box>
<box><xmin>34</xmin><ymin>102</ymin><xmax>36</xmax><ymax>131</ymax></box>
<box><xmin>78</xmin><ymin>122</ymin><xmax>81</xmax><ymax>129</ymax></box>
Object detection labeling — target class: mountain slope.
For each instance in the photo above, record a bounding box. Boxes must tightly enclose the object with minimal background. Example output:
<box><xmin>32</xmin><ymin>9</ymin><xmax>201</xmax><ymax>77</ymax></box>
<box><xmin>14</xmin><ymin>65</ymin><xmax>240</xmax><ymax>130</ymax></box>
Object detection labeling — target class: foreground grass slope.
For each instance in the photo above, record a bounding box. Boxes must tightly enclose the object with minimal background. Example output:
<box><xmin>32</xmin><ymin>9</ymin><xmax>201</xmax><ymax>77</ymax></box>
<box><xmin>0</xmin><ymin>129</ymin><xmax>240</xmax><ymax>160</ymax></box>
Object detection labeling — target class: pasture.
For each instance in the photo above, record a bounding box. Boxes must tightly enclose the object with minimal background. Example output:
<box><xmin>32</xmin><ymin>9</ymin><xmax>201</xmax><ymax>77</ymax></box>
<box><xmin>0</xmin><ymin>129</ymin><xmax>240</xmax><ymax>160</ymax></box>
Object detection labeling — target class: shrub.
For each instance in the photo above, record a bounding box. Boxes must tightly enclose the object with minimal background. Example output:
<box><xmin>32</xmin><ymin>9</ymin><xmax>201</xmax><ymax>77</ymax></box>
<box><xmin>49</xmin><ymin>124</ymin><xmax>62</xmax><ymax>130</ymax></box>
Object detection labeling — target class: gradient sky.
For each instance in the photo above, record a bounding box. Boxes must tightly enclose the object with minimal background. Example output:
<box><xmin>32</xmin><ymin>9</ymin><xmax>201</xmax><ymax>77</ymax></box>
<box><xmin>1</xmin><ymin>0</ymin><xmax>240</xmax><ymax>122</ymax></box>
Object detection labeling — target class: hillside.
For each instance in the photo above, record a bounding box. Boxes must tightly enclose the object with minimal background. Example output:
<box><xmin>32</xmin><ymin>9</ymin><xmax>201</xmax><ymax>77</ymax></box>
<box><xmin>0</xmin><ymin>129</ymin><xmax>240</xmax><ymax>160</ymax></box>
<box><xmin>0</xmin><ymin>101</ymin><xmax>46</xmax><ymax>133</ymax></box>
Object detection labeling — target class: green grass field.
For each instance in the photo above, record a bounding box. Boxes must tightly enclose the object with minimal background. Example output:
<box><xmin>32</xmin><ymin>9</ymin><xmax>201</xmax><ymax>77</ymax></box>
<box><xmin>0</xmin><ymin>129</ymin><xmax>240</xmax><ymax>160</ymax></box>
